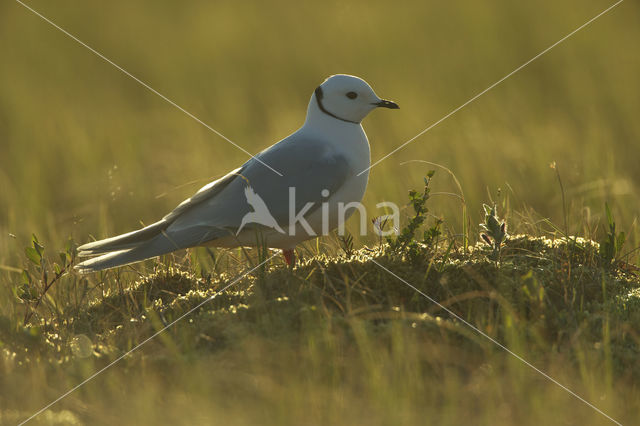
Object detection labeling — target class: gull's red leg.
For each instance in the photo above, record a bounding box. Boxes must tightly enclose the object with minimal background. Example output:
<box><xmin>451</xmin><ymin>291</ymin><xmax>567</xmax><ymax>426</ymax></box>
<box><xmin>282</xmin><ymin>249</ymin><xmax>295</xmax><ymax>267</ymax></box>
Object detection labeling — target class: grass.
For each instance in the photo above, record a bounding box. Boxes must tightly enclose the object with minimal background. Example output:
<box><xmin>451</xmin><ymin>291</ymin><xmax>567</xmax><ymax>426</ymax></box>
<box><xmin>2</xmin><ymin>176</ymin><xmax>640</xmax><ymax>425</ymax></box>
<box><xmin>1</xmin><ymin>0</ymin><xmax>640</xmax><ymax>424</ymax></box>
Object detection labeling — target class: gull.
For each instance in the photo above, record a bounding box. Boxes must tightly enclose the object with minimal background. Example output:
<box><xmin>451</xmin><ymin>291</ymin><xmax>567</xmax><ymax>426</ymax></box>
<box><xmin>75</xmin><ymin>74</ymin><xmax>399</xmax><ymax>272</ymax></box>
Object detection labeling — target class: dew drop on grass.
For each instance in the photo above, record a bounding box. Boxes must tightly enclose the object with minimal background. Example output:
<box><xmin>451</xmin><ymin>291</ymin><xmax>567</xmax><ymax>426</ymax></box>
<box><xmin>70</xmin><ymin>334</ymin><xmax>93</xmax><ymax>358</ymax></box>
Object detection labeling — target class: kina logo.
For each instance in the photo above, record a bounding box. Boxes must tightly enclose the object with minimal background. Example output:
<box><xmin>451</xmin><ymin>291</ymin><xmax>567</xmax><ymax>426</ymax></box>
<box><xmin>236</xmin><ymin>186</ymin><xmax>285</xmax><ymax>235</ymax></box>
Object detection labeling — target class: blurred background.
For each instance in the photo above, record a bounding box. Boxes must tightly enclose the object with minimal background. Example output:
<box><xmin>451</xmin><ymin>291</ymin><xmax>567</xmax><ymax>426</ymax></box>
<box><xmin>1</xmin><ymin>0</ymin><xmax>638</xmax><ymax>265</ymax></box>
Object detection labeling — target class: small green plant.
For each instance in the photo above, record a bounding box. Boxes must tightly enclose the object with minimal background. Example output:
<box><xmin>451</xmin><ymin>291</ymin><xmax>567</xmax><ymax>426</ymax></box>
<box><xmin>387</xmin><ymin>171</ymin><xmax>442</xmax><ymax>259</ymax></box>
<box><xmin>371</xmin><ymin>215</ymin><xmax>391</xmax><ymax>247</ymax></box>
<box><xmin>339</xmin><ymin>232</ymin><xmax>355</xmax><ymax>259</ymax></box>
<box><xmin>480</xmin><ymin>203</ymin><xmax>507</xmax><ymax>263</ymax></box>
<box><xmin>599</xmin><ymin>203</ymin><xmax>625</xmax><ymax>268</ymax></box>
<box><xmin>17</xmin><ymin>234</ymin><xmax>75</xmax><ymax>325</ymax></box>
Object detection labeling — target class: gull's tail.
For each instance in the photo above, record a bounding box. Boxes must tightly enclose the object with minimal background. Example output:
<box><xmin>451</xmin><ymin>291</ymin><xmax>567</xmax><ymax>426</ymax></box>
<box><xmin>76</xmin><ymin>220</ymin><xmax>168</xmax><ymax>257</ymax></box>
<box><xmin>75</xmin><ymin>233</ymin><xmax>178</xmax><ymax>273</ymax></box>
<box><xmin>75</xmin><ymin>220</ymin><xmax>174</xmax><ymax>273</ymax></box>
<box><xmin>75</xmin><ymin>223</ymin><xmax>230</xmax><ymax>273</ymax></box>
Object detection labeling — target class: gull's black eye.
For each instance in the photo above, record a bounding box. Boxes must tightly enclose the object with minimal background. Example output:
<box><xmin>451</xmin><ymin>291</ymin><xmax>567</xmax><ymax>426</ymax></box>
<box><xmin>346</xmin><ymin>91</ymin><xmax>358</xmax><ymax>99</ymax></box>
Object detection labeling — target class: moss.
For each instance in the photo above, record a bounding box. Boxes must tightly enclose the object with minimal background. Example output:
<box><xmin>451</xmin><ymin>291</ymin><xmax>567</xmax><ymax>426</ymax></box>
<box><xmin>3</xmin><ymin>234</ymin><xmax>638</xmax><ymax>384</ymax></box>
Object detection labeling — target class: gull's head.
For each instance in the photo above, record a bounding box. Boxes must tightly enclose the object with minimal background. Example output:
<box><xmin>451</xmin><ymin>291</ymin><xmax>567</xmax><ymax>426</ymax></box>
<box><xmin>311</xmin><ymin>74</ymin><xmax>399</xmax><ymax>124</ymax></box>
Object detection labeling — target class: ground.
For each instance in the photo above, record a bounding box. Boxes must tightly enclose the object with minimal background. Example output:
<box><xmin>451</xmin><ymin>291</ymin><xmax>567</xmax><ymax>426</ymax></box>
<box><xmin>1</xmin><ymin>230</ymin><xmax>639</xmax><ymax>425</ymax></box>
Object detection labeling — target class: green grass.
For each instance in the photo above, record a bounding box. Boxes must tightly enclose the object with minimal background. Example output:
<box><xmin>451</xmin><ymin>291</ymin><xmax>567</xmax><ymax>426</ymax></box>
<box><xmin>2</xmin><ymin>232</ymin><xmax>639</xmax><ymax>425</ymax></box>
<box><xmin>1</xmin><ymin>0</ymin><xmax>640</xmax><ymax>424</ymax></box>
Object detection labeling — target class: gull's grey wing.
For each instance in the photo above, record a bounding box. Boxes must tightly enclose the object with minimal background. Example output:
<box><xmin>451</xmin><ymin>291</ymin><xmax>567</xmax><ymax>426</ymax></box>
<box><xmin>166</xmin><ymin>135</ymin><xmax>352</xmax><ymax>236</ymax></box>
<box><xmin>163</xmin><ymin>166</ymin><xmax>244</xmax><ymax>222</ymax></box>
<box><xmin>247</xmin><ymin>139</ymin><xmax>351</xmax><ymax>223</ymax></box>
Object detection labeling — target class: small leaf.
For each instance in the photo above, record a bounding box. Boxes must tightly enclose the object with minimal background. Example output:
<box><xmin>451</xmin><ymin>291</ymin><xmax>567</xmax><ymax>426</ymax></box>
<box><xmin>32</xmin><ymin>234</ymin><xmax>44</xmax><ymax>256</ymax></box>
<box><xmin>21</xmin><ymin>270</ymin><xmax>31</xmax><ymax>285</ymax></box>
<box><xmin>604</xmin><ymin>203</ymin><xmax>612</xmax><ymax>226</ymax></box>
<box><xmin>17</xmin><ymin>284</ymin><xmax>28</xmax><ymax>300</ymax></box>
<box><xmin>18</xmin><ymin>283</ymin><xmax>37</xmax><ymax>301</ymax></box>
<box><xmin>25</xmin><ymin>246</ymin><xmax>41</xmax><ymax>266</ymax></box>
<box><xmin>487</xmin><ymin>215</ymin><xmax>500</xmax><ymax>232</ymax></box>
<box><xmin>616</xmin><ymin>232</ymin><xmax>626</xmax><ymax>253</ymax></box>
<box><xmin>11</xmin><ymin>284</ymin><xmax>22</xmax><ymax>301</ymax></box>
